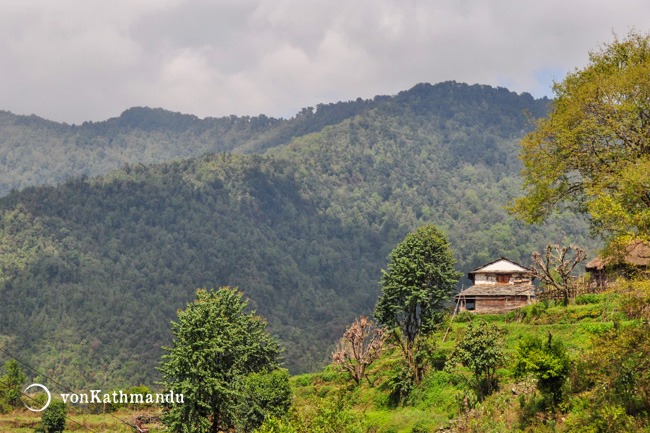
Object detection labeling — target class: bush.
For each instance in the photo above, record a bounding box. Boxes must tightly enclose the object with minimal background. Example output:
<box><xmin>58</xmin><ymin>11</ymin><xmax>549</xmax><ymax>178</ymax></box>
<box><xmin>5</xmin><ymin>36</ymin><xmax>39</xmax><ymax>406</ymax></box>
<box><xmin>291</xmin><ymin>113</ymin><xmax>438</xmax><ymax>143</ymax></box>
<box><xmin>303</xmin><ymin>391</ymin><xmax>364</xmax><ymax>433</ymax></box>
<box><xmin>292</xmin><ymin>375</ymin><xmax>311</xmax><ymax>387</ymax></box>
<box><xmin>513</xmin><ymin>333</ymin><xmax>571</xmax><ymax>408</ymax></box>
<box><xmin>584</xmin><ymin>321</ymin><xmax>650</xmax><ymax>415</ymax></box>
<box><xmin>563</xmin><ymin>400</ymin><xmax>636</xmax><ymax>433</ymax></box>
<box><xmin>445</xmin><ymin>320</ymin><xmax>506</xmax><ymax>400</ymax></box>
<box><xmin>454</xmin><ymin>311</ymin><xmax>473</xmax><ymax>323</ymax></box>
<box><xmin>383</xmin><ymin>361</ymin><xmax>416</xmax><ymax>406</ymax></box>
<box><xmin>410</xmin><ymin>419</ymin><xmax>433</xmax><ymax>433</ymax></box>
<box><xmin>619</xmin><ymin>280</ymin><xmax>650</xmax><ymax>320</ymax></box>
<box><xmin>506</xmin><ymin>302</ymin><xmax>547</xmax><ymax>323</ymax></box>
<box><xmin>254</xmin><ymin>415</ymin><xmax>297</xmax><ymax>433</ymax></box>
<box><xmin>575</xmin><ymin>294</ymin><xmax>602</xmax><ymax>305</ymax></box>
<box><xmin>237</xmin><ymin>369</ymin><xmax>292</xmax><ymax>432</ymax></box>
<box><xmin>579</xmin><ymin>322</ymin><xmax>614</xmax><ymax>336</ymax></box>
<box><xmin>41</xmin><ymin>400</ymin><xmax>66</xmax><ymax>433</ymax></box>
<box><xmin>412</xmin><ymin>371</ymin><xmax>463</xmax><ymax>416</ymax></box>
<box><xmin>0</xmin><ymin>360</ymin><xmax>26</xmax><ymax>409</ymax></box>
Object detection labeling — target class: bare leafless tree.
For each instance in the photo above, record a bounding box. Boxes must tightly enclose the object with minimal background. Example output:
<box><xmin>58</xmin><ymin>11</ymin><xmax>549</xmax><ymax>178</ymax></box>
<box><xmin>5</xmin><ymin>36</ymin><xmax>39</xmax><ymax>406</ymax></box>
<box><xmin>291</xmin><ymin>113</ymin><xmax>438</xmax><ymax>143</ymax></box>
<box><xmin>332</xmin><ymin>316</ymin><xmax>388</xmax><ymax>385</ymax></box>
<box><xmin>531</xmin><ymin>244</ymin><xmax>587</xmax><ymax>306</ymax></box>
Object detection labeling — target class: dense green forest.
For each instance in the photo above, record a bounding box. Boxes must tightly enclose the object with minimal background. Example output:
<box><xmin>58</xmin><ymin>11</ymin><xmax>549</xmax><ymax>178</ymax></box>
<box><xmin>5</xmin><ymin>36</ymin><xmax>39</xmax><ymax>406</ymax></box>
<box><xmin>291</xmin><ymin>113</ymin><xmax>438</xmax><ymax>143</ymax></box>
<box><xmin>0</xmin><ymin>93</ymin><xmax>381</xmax><ymax>197</ymax></box>
<box><xmin>0</xmin><ymin>82</ymin><xmax>597</xmax><ymax>388</ymax></box>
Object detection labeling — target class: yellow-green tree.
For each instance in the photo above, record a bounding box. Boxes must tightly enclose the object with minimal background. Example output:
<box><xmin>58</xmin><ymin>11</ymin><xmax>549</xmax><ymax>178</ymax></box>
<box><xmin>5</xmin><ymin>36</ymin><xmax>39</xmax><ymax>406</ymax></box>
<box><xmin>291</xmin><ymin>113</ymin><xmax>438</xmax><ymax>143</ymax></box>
<box><xmin>510</xmin><ymin>31</ymin><xmax>650</xmax><ymax>247</ymax></box>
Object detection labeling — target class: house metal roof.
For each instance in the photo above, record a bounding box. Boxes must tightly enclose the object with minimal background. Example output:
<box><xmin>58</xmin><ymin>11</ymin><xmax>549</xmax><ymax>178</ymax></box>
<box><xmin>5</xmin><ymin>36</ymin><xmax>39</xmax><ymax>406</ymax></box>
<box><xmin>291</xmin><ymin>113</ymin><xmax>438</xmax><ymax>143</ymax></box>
<box><xmin>468</xmin><ymin>257</ymin><xmax>532</xmax><ymax>275</ymax></box>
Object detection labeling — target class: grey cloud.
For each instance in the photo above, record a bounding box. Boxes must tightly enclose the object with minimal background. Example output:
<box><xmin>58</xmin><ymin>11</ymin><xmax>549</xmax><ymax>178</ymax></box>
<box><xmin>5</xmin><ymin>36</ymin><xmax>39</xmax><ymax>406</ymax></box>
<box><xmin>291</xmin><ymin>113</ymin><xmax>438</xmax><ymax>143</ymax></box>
<box><xmin>0</xmin><ymin>0</ymin><xmax>649</xmax><ymax>123</ymax></box>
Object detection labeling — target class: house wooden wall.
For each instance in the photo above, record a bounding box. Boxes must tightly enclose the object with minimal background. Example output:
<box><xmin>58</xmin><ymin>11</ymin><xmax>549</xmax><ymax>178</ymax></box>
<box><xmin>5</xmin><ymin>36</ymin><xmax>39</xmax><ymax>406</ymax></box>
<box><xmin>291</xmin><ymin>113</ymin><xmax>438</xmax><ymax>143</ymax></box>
<box><xmin>459</xmin><ymin>295</ymin><xmax>530</xmax><ymax>314</ymax></box>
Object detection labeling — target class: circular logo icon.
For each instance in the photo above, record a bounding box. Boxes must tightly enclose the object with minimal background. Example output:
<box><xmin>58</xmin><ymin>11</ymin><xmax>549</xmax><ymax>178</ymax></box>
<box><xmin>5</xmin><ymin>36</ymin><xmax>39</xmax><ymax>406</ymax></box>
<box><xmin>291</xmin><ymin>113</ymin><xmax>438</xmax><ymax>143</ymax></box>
<box><xmin>23</xmin><ymin>383</ymin><xmax>51</xmax><ymax>412</ymax></box>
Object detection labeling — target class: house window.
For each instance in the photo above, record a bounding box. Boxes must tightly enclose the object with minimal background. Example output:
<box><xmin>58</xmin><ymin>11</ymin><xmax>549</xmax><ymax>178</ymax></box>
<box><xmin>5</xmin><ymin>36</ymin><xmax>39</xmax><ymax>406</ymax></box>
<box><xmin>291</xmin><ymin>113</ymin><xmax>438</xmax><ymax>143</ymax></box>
<box><xmin>465</xmin><ymin>299</ymin><xmax>476</xmax><ymax>311</ymax></box>
<box><xmin>497</xmin><ymin>274</ymin><xmax>510</xmax><ymax>284</ymax></box>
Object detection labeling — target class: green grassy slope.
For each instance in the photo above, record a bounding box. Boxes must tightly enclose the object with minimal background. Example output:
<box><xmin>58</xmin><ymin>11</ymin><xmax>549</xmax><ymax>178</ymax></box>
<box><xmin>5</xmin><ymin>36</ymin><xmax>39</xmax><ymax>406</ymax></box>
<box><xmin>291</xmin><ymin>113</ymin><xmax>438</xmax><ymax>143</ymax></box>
<box><xmin>289</xmin><ymin>294</ymin><xmax>630</xmax><ymax>433</ymax></box>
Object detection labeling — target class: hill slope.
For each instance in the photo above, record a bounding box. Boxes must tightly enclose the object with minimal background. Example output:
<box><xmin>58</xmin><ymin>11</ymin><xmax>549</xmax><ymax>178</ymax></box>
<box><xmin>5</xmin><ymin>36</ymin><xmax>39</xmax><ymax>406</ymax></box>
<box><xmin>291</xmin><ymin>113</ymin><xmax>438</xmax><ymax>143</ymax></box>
<box><xmin>0</xmin><ymin>95</ymin><xmax>381</xmax><ymax>197</ymax></box>
<box><xmin>0</xmin><ymin>82</ymin><xmax>597</xmax><ymax>387</ymax></box>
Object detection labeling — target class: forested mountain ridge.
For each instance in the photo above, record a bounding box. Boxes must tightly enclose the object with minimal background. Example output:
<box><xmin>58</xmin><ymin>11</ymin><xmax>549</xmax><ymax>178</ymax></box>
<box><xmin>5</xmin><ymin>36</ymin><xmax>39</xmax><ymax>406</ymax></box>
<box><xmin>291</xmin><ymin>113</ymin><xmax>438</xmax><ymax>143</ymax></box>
<box><xmin>0</xmin><ymin>81</ymin><xmax>547</xmax><ymax>197</ymax></box>
<box><xmin>0</xmin><ymin>82</ymin><xmax>596</xmax><ymax>387</ymax></box>
<box><xmin>0</xmin><ymin>92</ymin><xmax>381</xmax><ymax>197</ymax></box>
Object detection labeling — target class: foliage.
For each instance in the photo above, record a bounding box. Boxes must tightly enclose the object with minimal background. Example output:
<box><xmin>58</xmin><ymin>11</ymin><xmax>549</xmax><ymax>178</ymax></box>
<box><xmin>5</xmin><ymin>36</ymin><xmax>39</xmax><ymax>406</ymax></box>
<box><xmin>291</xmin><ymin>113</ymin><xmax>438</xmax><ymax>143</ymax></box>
<box><xmin>285</xmin><ymin>291</ymin><xmax>650</xmax><ymax>433</ymax></box>
<box><xmin>531</xmin><ymin>244</ymin><xmax>587</xmax><ymax>305</ymax></box>
<box><xmin>386</xmin><ymin>360</ymin><xmax>416</xmax><ymax>406</ymax></box>
<box><xmin>255</xmin><ymin>390</ymin><xmax>363</xmax><ymax>433</ymax></box>
<box><xmin>158</xmin><ymin>287</ymin><xmax>289</xmax><ymax>433</ymax></box>
<box><xmin>253</xmin><ymin>415</ymin><xmax>298</xmax><ymax>433</ymax></box>
<box><xmin>445</xmin><ymin>320</ymin><xmax>506</xmax><ymax>399</ymax></box>
<box><xmin>584</xmin><ymin>316</ymin><xmax>650</xmax><ymax>414</ymax></box>
<box><xmin>0</xmin><ymin>81</ymin><xmax>596</xmax><ymax>386</ymax></box>
<box><xmin>302</xmin><ymin>391</ymin><xmax>364</xmax><ymax>433</ymax></box>
<box><xmin>575</xmin><ymin>294</ymin><xmax>602</xmax><ymax>305</ymax></box>
<box><xmin>374</xmin><ymin>225</ymin><xmax>462</xmax><ymax>384</ymax></box>
<box><xmin>514</xmin><ymin>333</ymin><xmax>571</xmax><ymax>407</ymax></box>
<box><xmin>0</xmin><ymin>359</ymin><xmax>25</xmax><ymax>408</ymax></box>
<box><xmin>511</xmin><ymin>31</ymin><xmax>650</xmax><ymax>247</ymax></box>
<box><xmin>563</xmin><ymin>400</ymin><xmax>636</xmax><ymax>433</ymax></box>
<box><xmin>41</xmin><ymin>399</ymin><xmax>66</xmax><ymax>433</ymax></box>
<box><xmin>237</xmin><ymin>369</ymin><xmax>293</xmax><ymax>432</ymax></box>
<box><xmin>332</xmin><ymin>316</ymin><xmax>388</xmax><ymax>386</ymax></box>
<box><xmin>619</xmin><ymin>279</ymin><xmax>650</xmax><ymax>320</ymax></box>
<box><xmin>0</xmin><ymin>98</ymin><xmax>379</xmax><ymax>197</ymax></box>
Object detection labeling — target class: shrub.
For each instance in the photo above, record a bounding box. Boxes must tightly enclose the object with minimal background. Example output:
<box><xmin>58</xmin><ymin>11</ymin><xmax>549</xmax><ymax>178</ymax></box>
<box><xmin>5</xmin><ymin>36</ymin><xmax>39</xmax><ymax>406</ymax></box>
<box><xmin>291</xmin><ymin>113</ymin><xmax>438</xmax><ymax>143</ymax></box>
<box><xmin>382</xmin><ymin>361</ymin><xmax>416</xmax><ymax>406</ymax></box>
<box><xmin>513</xmin><ymin>333</ymin><xmax>571</xmax><ymax>408</ymax></box>
<box><xmin>575</xmin><ymin>294</ymin><xmax>602</xmax><ymax>305</ymax></box>
<box><xmin>41</xmin><ymin>400</ymin><xmax>66</xmax><ymax>433</ymax></box>
<box><xmin>454</xmin><ymin>311</ymin><xmax>473</xmax><ymax>323</ymax></box>
<box><xmin>254</xmin><ymin>415</ymin><xmax>297</xmax><ymax>433</ymax></box>
<box><xmin>238</xmin><ymin>369</ymin><xmax>292</xmax><ymax>432</ymax></box>
<box><xmin>303</xmin><ymin>391</ymin><xmax>364</xmax><ymax>433</ymax></box>
<box><xmin>445</xmin><ymin>320</ymin><xmax>506</xmax><ymax>400</ymax></box>
<box><xmin>0</xmin><ymin>360</ymin><xmax>26</xmax><ymax>408</ymax></box>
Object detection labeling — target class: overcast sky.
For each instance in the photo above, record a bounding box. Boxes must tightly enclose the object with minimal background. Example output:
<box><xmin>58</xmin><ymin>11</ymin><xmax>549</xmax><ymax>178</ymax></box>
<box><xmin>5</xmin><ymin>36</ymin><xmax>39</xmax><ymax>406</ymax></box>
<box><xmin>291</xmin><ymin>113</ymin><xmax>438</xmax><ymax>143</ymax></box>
<box><xmin>1</xmin><ymin>0</ymin><xmax>649</xmax><ymax>124</ymax></box>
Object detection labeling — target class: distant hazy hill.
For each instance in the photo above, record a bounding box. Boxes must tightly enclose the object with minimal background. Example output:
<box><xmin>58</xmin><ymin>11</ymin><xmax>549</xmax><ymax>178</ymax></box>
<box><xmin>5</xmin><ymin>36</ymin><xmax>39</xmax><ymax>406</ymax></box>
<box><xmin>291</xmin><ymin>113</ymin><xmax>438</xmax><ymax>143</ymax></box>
<box><xmin>0</xmin><ymin>82</ymin><xmax>596</xmax><ymax>387</ymax></box>
<box><xmin>0</xmin><ymin>95</ymin><xmax>380</xmax><ymax>197</ymax></box>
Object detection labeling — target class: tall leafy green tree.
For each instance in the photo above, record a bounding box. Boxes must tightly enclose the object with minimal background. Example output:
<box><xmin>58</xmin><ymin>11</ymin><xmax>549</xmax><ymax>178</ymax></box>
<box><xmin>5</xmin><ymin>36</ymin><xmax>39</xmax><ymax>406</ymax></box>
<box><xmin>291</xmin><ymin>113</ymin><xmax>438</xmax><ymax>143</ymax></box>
<box><xmin>374</xmin><ymin>225</ymin><xmax>461</xmax><ymax>383</ymax></box>
<box><xmin>510</xmin><ymin>31</ymin><xmax>650</xmax><ymax>247</ymax></box>
<box><xmin>158</xmin><ymin>287</ymin><xmax>290</xmax><ymax>433</ymax></box>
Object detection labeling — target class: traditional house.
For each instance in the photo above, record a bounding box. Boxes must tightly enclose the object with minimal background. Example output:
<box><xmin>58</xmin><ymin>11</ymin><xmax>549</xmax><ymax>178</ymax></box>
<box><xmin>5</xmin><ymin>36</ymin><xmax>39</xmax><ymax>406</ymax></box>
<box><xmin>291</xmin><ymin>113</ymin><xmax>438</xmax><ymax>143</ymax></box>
<box><xmin>455</xmin><ymin>257</ymin><xmax>537</xmax><ymax>313</ymax></box>
<box><xmin>585</xmin><ymin>241</ymin><xmax>650</xmax><ymax>287</ymax></box>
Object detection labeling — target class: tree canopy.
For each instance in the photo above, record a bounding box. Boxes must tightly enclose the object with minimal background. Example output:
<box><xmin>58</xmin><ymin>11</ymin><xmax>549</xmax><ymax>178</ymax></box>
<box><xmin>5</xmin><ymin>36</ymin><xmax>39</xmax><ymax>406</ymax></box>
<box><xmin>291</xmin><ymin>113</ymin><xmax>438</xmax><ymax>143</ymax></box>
<box><xmin>158</xmin><ymin>287</ymin><xmax>290</xmax><ymax>433</ymax></box>
<box><xmin>511</xmin><ymin>31</ymin><xmax>650</xmax><ymax>247</ymax></box>
<box><xmin>374</xmin><ymin>224</ymin><xmax>461</xmax><ymax>383</ymax></box>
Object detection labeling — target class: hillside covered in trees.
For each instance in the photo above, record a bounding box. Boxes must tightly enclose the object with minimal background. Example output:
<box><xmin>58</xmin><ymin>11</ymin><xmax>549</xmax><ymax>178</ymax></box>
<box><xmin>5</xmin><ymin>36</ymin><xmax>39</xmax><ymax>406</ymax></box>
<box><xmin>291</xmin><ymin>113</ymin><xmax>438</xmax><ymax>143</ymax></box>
<box><xmin>0</xmin><ymin>81</ymin><xmax>547</xmax><ymax>198</ymax></box>
<box><xmin>0</xmin><ymin>90</ymin><xmax>380</xmax><ymax>197</ymax></box>
<box><xmin>0</xmin><ymin>82</ymin><xmax>597</xmax><ymax>387</ymax></box>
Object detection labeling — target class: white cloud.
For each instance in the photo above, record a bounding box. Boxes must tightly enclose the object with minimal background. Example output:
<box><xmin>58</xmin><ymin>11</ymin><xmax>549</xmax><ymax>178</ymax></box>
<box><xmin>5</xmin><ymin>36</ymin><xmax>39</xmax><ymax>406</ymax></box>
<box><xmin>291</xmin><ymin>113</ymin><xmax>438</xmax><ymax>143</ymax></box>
<box><xmin>0</xmin><ymin>0</ymin><xmax>649</xmax><ymax>123</ymax></box>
